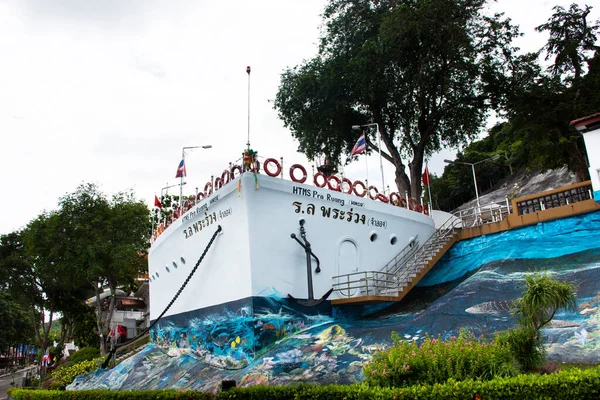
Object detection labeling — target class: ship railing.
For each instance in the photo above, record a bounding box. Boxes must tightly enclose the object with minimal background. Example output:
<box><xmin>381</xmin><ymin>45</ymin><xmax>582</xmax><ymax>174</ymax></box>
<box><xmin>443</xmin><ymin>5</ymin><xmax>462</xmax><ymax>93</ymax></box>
<box><xmin>152</xmin><ymin>154</ymin><xmax>431</xmax><ymax>241</ymax></box>
<box><xmin>378</xmin><ymin>235</ymin><xmax>421</xmax><ymax>276</ymax></box>
<box><xmin>452</xmin><ymin>200</ymin><xmax>512</xmax><ymax>228</ymax></box>
<box><xmin>332</xmin><ymin>270</ymin><xmax>398</xmax><ymax>298</ymax></box>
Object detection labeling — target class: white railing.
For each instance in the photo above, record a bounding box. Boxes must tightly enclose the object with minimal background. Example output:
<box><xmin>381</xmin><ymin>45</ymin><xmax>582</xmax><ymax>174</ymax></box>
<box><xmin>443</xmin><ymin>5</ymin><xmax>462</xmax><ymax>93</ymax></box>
<box><xmin>452</xmin><ymin>199</ymin><xmax>512</xmax><ymax>228</ymax></box>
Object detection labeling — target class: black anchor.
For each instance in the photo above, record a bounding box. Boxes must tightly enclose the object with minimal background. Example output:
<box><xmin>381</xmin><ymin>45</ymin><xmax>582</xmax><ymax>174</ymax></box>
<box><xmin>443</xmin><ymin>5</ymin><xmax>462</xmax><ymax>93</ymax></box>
<box><xmin>288</xmin><ymin>219</ymin><xmax>333</xmax><ymax>307</ymax></box>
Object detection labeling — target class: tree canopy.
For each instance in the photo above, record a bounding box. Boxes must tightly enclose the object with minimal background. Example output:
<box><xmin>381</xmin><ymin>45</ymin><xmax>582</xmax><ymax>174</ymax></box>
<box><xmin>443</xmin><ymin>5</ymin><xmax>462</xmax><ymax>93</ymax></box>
<box><xmin>275</xmin><ymin>0</ymin><xmax>520</xmax><ymax>199</ymax></box>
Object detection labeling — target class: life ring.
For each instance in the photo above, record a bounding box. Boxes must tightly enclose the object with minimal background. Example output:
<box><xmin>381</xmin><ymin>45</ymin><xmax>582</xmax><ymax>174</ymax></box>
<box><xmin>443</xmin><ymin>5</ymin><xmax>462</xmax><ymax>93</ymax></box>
<box><xmin>377</xmin><ymin>193</ymin><xmax>389</xmax><ymax>203</ymax></box>
<box><xmin>416</xmin><ymin>204</ymin><xmax>423</xmax><ymax>213</ymax></box>
<box><xmin>314</xmin><ymin>172</ymin><xmax>327</xmax><ymax>188</ymax></box>
<box><xmin>352</xmin><ymin>180</ymin><xmax>367</xmax><ymax>197</ymax></box>
<box><xmin>289</xmin><ymin>164</ymin><xmax>307</xmax><ymax>183</ymax></box>
<box><xmin>231</xmin><ymin>165</ymin><xmax>242</xmax><ymax>178</ymax></box>
<box><xmin>423</xmin><ymin>206</ymin><xmax>429</xmax><ymax>215</ymax></box>
<box><xmin>327</xmin><ymin>175</ymin><xmax>342</xmax><ymax>191</ymax></box>
<box><xmin>221</xmin><ymin>169</ymin><xmax>231</xmax><ymax>185</ymax></box>
<box><xmin>341</xmin><ymin>178</ymin><xmax>354</xmax><ymax>195</ymax></box>
<box><xmin>204</xmin><ymin>182</ymin><xmax>213</xmax><ymax>196</ymax></box>
<box><xmin>408</xmin><ymin>197</ymin><xmax>417</xmax><ymax>210</ymax></box>
<box><xmin>400</xmin><ymin>197</ymin><xmax>407</xmax><ymax>208</ymax></box>
<box><xmin>197</xmin><ymin>192</ymin><xmax>205</xmax><ymax>200</ymax></box>
<box><xmin>368</xmin><ymin>186</ymin><xmax>379</xmax><ymax>200</ymax></box>
<box><xmin>389</xmin><ymin>192</ymin><xmax>401</xmax><ymax>206</ymax></box>
<box><xmin>214</xmin><ymin>177</ymin><xmax>223</xmax><ymax>190</ymax></box>
<box><xmin>264</xmin><ymin>158</ymin><xmax>281</xmax><ymax>177</ymax></box>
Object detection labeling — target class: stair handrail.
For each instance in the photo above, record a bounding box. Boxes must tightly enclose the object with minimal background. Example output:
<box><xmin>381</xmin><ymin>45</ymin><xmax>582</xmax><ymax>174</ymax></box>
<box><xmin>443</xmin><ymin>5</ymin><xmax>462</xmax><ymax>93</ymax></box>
<box><xmin>379</xmin><ymin>234</ymin><xmax>420</xmax><ymax>275</ymax></box>
<box><xmin>393</xmin><ymin>215</ymin><xmax>460</xmax><ymax>286</ymax></box>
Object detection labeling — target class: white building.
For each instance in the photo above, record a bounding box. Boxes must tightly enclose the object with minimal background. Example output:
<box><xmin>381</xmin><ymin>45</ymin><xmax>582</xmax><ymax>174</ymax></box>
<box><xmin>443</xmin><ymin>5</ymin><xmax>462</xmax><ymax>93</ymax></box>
<box><xmin>571</xmin><ymin>112</ymin><xmax>600</xmax><ymax>202</ymax></box>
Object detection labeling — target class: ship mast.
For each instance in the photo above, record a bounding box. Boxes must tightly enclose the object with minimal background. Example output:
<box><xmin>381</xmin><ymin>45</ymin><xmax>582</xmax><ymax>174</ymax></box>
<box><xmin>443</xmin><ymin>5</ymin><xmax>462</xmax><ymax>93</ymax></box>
<box><xmin>246</xmin><ymin>65</ymin><xmax>251</xmax><ymax>149</ymax></box>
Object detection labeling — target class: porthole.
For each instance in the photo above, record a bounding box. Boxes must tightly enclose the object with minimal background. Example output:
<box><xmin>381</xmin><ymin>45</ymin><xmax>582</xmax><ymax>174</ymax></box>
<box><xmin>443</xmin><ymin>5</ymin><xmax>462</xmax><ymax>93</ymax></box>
<box><xmin>172</xmin><ymin>261</ymin><xmax>178</xmax><ymax>269</ymax></box>
<box><xmin>165</xmin><ymin>266</ymin><xmax>170</xmax><ymax>273</ymax></box>
<box><xmin>369</xmin><ymin>230</ymin><xmax>378</xmax><ymax>242</ymax></box>
<box><xmin>156</xmin><ymin>272</ymin><xmax>160</xmax><ymax>278</ymax></box>
<box><xmin>180</xmin><ymin>257</ymin><xmax>186</xmax><ymax>265</ymax></box>
<box><xmin>390</xmin><ymin>235</ymin><xmax>397</xmax><ymax>245</ymax></box>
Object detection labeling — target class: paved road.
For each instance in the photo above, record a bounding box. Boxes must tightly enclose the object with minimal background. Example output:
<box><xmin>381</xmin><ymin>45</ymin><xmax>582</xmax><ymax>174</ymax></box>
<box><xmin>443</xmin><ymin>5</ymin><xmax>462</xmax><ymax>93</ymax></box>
<box><xmin>0</xmin><ymin>368</ymin><xmax>36</xmax><ymax>400</ymax></box>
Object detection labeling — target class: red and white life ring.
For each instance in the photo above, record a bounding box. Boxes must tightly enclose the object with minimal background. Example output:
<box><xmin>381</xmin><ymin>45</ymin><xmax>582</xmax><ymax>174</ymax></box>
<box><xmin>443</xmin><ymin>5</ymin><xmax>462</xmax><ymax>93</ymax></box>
<box><xmin>415</xmin><ymin>204</ymin><xmax>423</xmax><ymax>213</ymax></box>
<box><xmin>289</xmin><ymin>164</ymin><xmax>307</xmax><ymax>183</ymax></box>
<box><xmin>264</xmin><ymin>158</ymin><xmax>281</xmax><ymax>177</ymax></box>
<box><xmin>377</xmin><ymin>193</ymin><xmax>389</xmax><ymax>203</ymax></box>
<box><xmin>231</xmin><ymin>165</ymin><xmax>242</xmax><ymax>178</ymax></box>
<box><xmin>314</xmin><ymin>172</ymin><xmax>327</xmax><ymax>188</ymax></box>
<box><xmin>327</xmin><ymin>175</ymin><xmax>342</xmax><ymax>192</ymax></box>
<box><xmin>214</xmin><ymin>177</ymin><xmax>223</xmax><ymax>190</ymax></box>
<box><xmin>400</xmin><ymin>197</ymin><xmax>407</xmax><ymax>208</ymax></box>
<box><xmin>353</xmin><ymin>180</ymin><xmax>367</xmax><ymax>197</ymax></box>
<box><xmin>368</xmin><ymin>186</ymin><xmax>379</xmax><ymax>200</ymax></box>
<box><xmin>197</xmin><ymin>192</ymin><xmax>205</xmax><ymax>200</ymax></box>
<box><xmin>423</xmin><ymin>206</ymin><xmax>429</xmax><ymax>215</ymax></box>
<box><xmin>408</xmin><ymin>197</ymin><xmax>417</xmax><ymax>210</ymax></box>
<box><xmin>204</xmin><ymin>182</ymin><xmax>213</xmax><ymax>196</ymax></box>
<box><xmin>341</xmin><ymin>178</ymin><xmax>354</xmax><ymax>195</ymax></box>
<box><xmin>221</xmin><ymin>169</ymin><xmax>231</xmax><ymax>185</ymax></box>
<box><xmin>389</xmin><ymin>192</ymin><xmax>401</xmax><ymax>206</ymax></box>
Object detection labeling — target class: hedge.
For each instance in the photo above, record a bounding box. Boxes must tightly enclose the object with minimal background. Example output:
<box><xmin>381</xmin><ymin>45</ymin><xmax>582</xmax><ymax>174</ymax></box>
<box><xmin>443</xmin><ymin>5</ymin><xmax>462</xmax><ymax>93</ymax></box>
<box><xmin>8</xmin><ymin>366</ymin><xmax>600</xmax><ymax>400</ymax></box>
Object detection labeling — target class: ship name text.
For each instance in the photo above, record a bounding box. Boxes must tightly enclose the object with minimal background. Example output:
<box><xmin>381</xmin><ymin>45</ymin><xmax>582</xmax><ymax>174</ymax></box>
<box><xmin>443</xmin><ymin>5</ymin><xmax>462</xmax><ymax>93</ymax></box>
<box><xmin>183</xmin><ymin>207</ymin><xmax>232</xmax><ymax>240</ymax></box>
<box><xmin>292</xmin><ymin>186</ymin><xmax>363</xmax><ymax>208</ymax></box>
<box><xmin>292</xmin><ymin>202</ymin><xmax>367</xmax><ymax>224</ymax></box>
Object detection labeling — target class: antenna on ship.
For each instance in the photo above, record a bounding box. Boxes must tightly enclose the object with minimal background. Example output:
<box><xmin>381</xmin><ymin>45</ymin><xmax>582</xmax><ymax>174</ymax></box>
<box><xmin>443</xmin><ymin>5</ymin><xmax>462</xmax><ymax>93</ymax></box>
<box><xmin>246</xmin><ymin>65</ymin><xmax>251</xmax><ymax>149</ymax></box>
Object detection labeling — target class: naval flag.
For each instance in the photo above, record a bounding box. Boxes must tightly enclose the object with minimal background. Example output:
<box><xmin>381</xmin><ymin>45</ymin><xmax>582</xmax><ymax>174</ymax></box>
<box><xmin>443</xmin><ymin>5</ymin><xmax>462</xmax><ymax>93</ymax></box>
<box><xmin>350</xmin><ymin>133</ymin><xmax>366</xmax><ymax>157</ymax></box>
<box><xmin>175</xmin><ymin>159</ymin><xmax>186</xmax><ymax>178</ymax></box>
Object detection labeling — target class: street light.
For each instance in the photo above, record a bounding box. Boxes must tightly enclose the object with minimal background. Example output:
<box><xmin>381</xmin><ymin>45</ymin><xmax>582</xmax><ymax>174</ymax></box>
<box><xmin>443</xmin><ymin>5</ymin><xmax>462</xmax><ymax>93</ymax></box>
<box><xmin>444</xmin><ymin>154</ymin><xmax>500</xmax><ymax>213</ymax></box>
<box><xmin>180</xmin><ymin>145</ymin><xmax>212</xmax><ymax>211</ymax></box>
<box><xmin>352</xmin><ymin>123</ymin><xmax>384</xmax><ymax>191</ymax></box>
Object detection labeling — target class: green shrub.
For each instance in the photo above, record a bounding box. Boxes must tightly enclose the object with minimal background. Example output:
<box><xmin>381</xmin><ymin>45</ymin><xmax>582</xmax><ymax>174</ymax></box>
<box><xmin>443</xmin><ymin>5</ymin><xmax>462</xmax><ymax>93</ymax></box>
<box><xmin>495</xmin><ymin>326</ymin><xmax>545</xmax><ymax>372</ymax></box>
<box><xmin>363</xmin><ymin>328</ymin><xmax>519</xmax><ymax>387</ymax></box>
<box><xmin>8</xmin><ymin>367</ymin><xmax>600</xmax><ymax>399</ymax></box>
<box><xmin>49</xmin><ymin>357</ymin><xmax>104</xmax><ymax>386</ymax></box>
<box><xmin>69</xmin><ymin>347</ymin><xmax>101</xmax><ymax>364</ymax></box>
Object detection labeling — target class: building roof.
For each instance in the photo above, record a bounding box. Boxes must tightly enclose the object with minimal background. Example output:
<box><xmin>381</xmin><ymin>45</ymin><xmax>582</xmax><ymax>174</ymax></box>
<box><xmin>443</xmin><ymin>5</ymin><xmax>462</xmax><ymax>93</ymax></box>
<box><xmin>570</xmin><ymin>112</ymin><xmax>600</xmax><ymax>133</ymax></box>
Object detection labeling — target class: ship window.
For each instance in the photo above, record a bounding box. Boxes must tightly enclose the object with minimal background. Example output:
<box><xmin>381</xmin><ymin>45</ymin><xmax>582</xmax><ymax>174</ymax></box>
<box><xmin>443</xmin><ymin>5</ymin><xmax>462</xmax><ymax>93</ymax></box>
<box><xmin>172</xmin><ymin>261</ymin><xmax>178</xmax><ymax>269</ymax></box>
<box><xmin>165</xmin><ymin>266</ymin><xmax>170</xmax><ymax>273</ymax></box>
<box><xmin>370</xmin><ymin>231</ymin><xmax>378</xmax><ymax>242</ymax></box>
<box><xmin>156</xmin><ymin>272</ymin><xmax>160</xmax><ymax>278</ymax></box>
<box><xmin>180</xmin><ymin>257</ymin><xmax>186</xmax><ymax>265</ymax></box>
<box><xmin>390</xmin><ymin>235</ymin><xmax>397</xmax><ymax>245</ymax></box>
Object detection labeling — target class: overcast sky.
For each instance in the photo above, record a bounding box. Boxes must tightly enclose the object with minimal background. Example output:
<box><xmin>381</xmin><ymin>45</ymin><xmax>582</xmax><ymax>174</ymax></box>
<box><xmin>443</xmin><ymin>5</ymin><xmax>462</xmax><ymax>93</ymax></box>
<box><xmin>1</xmin><ymin>0</ymin><xmax>598</xmax><ymax>235</ymax></box>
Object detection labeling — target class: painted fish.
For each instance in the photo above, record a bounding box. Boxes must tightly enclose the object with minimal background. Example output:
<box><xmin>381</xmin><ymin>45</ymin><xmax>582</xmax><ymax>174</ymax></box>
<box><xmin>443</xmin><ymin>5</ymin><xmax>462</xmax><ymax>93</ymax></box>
<box><xmin>465</xmin><ymin>301</ymin><xmax>513</xmax><ymax>315</ymax></box>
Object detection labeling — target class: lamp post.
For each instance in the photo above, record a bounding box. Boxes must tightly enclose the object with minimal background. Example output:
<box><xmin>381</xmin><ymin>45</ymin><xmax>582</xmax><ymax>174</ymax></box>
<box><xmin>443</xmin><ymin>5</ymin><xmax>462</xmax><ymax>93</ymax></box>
<box><xmin>444</xmin><ymin>154</ymin><xmax>500</xmax><ymax>214</ymax></box>
<box><xmin>180</xmin><ymin>145</ymin><xmax>212</xmax><ymax>211</ymax></box>
<box><xmin>352</xmin><ymin>123</ymin><xmax>384</xmax><ymax>192</ymax></box>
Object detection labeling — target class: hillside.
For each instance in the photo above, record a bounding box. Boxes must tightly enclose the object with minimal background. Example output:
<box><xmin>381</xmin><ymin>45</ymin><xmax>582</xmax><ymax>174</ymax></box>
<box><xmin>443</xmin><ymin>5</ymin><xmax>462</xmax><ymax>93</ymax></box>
<box><xmin>451</xmin><ymin>166</ymin><xmax>577</xmax><ymax>213</ymax></box>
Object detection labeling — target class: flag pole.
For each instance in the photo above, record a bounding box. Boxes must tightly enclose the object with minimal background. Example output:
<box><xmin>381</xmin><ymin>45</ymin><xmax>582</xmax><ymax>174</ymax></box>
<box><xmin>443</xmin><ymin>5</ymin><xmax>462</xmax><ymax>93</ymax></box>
<box><xmin>363</xmin><ymin>131</ymin><xmax>369</xmax><ymax>187</ymax></box>
<box><xmin>246</xmin><ymin>66</ymin><xmax>251</xmax><ymax>149</ymax></box>
<box><xmin>426</xmin><ymin>162</ymin><xmax>432</xmax><ymax>214</ymax></box>
<box><xmin>180</xmin><ymin>148</ymin><xmax>185</xmax><ymax>214</ymax></box>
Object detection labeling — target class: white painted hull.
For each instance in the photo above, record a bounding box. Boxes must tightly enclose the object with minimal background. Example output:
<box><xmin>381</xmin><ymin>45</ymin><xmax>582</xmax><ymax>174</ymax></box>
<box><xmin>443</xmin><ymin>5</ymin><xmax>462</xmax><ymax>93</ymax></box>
<box><xmin>148</xmin><ymin>172</ymin><xmax>436</xmax><ymax>321</ymax></box>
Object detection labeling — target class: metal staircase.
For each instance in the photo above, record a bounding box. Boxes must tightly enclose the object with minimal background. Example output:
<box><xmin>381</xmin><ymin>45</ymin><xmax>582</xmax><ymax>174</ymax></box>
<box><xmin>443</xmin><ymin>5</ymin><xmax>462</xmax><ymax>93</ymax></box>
<box><xmin>331</xmin><ymin>216</ymin><xmax>460</xmax><ymax>305</ymax></box>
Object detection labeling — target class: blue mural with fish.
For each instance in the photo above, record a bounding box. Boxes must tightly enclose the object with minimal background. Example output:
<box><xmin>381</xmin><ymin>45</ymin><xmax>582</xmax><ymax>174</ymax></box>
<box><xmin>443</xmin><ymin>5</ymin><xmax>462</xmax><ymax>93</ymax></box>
<box><xmin>70</xmin><ymin>210</ymin><xmax>600</xmax><ymax>392</ymax></box>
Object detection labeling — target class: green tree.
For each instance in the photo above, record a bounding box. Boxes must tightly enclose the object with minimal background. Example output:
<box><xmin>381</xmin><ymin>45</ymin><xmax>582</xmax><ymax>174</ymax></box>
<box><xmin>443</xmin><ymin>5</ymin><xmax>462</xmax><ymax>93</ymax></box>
<box><xmin>513</xmin><ymin>273</ymin><xmax>577</xmax><ymax>333</ymax></box>
<box><xmin>536</xmin><ymin>3</ymin><xmax>599</xmax><ymax>83</ymax></box>
<box><xmin>274</xmin><ymin>0</ymin><xmax>519</xmax><ymax>199</ymax></box>
<box><xmin>55</xmin><ymin>183</ymin><xmax>151</xmax><ymax>354</ymax></box>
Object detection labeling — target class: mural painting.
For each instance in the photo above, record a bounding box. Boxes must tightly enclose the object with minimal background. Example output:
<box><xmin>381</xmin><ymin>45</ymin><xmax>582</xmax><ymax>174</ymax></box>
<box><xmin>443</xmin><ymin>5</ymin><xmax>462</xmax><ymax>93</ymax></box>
<box><xmin>70</xmin><ymin>211</ymin><xmax>600</xmax><ymax>392</ymax></box>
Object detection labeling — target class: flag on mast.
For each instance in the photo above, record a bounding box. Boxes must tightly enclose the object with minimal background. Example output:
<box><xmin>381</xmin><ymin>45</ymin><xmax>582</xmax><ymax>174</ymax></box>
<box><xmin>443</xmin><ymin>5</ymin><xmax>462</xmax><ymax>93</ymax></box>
<box><xmin>422</xmin><ymin>164</ymin><xmax>431</xmax><ymax>186</ymax></box>
<box><xmin>350</xmin><ymin>133</ymin><xmax>366</xmax><ymax>157</ymax></box>
<box><xmin>175</xmin><ymin>159</ymin><xmax>186</xmax><ymax>178</ymax></box>
<box><xmin>154</xmin><ymin>195</ymin><xmax>162</xmax><ymax>209</ymax></box>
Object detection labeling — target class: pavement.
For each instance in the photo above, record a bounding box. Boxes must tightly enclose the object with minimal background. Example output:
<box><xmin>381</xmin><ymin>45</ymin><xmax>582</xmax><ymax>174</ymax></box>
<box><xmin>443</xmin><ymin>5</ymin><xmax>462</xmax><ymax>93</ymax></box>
<box><xmin>0</xmin><ymin>366</ymin><xmax>37</xmax><ymax>400</ymax></box>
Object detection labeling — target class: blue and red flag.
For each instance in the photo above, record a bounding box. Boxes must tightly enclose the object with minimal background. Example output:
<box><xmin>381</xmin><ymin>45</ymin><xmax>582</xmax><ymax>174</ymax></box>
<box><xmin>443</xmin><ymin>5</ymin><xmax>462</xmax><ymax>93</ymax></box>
<box><xmin>42</xmin><ymin>349</ymin><xmax>50</xmax><ymax>366</ymax></box>
<box><xmin>175</xmin><ymin>159</ymin><xmax>186</xmax><ymax>178</ymax></box>
<box><xmin>350</xmin><ymin>133</ymin><xmax>366</xmax><ymax>157</ymax></box>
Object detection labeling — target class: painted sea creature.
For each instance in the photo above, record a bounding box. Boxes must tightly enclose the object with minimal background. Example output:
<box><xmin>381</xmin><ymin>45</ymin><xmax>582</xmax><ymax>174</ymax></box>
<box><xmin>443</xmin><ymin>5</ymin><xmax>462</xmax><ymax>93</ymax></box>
<box><xmin>465</xmin><ymin>301</ymin><xmax>513</xmax><ymax>315</ymax></box>
<box><xmin>574</xmin><ymin>328</ymin><xmax>589</xmax><ymax>345</ymax></box>
<box><xmin>548</xmin><ymin>319</ymin><xmax>581</xmax><ymax>328</ymax></box>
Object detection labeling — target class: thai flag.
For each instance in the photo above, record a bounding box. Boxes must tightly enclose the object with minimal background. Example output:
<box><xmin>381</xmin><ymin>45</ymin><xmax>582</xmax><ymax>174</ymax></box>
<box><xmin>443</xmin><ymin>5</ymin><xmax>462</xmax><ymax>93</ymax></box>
<box><xmin>42</xmin><ymin>349</ymin><xmax>50</xmax><ymax>366</ymax></box>
<box><xmin>350</xmin><ymin>133</ymin><xmax>366</xmax><ymax>157</ymax></box>
<box><xmin>175</xmin><ymin>159</ymin><xmax>186</xmax><ymax>178</ymax></box>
